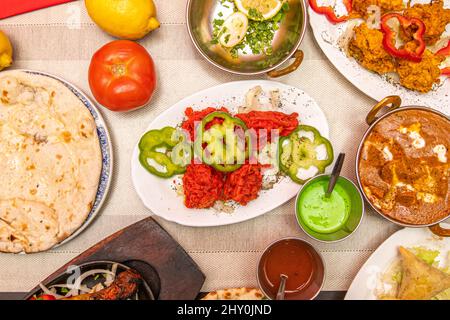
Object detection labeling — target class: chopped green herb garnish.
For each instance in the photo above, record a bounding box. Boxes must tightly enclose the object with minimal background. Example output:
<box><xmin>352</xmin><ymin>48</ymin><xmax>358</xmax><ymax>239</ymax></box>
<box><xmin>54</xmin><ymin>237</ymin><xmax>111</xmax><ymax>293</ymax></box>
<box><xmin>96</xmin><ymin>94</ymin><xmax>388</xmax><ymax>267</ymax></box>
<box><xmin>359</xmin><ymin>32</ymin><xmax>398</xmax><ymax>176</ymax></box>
<box><xmin>248</xmin><ymin>8</ymin><xmax>264</xmax><ymax>21</ymax></box>
<box><xmin>281</xmin><ymin>2</ymin><xmax>290</xmax><ymax>12</ymax></box>
<box><xmin>211</xmin><ymin>0</ymin><xmax>290</xmax><ymax>58</ymax></box>
<box><xmin>214</xmin><ymin>19</ymin><xmax>225</xmax><ymax>26</ymax></box>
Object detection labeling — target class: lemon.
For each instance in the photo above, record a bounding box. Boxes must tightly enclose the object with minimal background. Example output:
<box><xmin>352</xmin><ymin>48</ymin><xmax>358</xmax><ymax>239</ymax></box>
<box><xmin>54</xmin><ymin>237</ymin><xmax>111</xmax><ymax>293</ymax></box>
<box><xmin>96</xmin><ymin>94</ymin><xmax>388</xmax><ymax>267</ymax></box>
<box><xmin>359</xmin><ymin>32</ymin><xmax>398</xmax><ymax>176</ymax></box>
<box><xmin>0</xmin><ymin>30</ymin><xmax>13</xmax><ymax>71</ymax></box>
<box><xmin>235</xmin><ymin>0</ymin><xmax>284</xmax><ymax>21</ymax></box>
<box><xmin>219</xmin><ymin>12</ymin><xmax>249</xmax><ymax>48</ymax></box>
<box><xmin>85</xmin><ymin>0</ymin><xmax>160</xmax><ymax>40</ymax></box>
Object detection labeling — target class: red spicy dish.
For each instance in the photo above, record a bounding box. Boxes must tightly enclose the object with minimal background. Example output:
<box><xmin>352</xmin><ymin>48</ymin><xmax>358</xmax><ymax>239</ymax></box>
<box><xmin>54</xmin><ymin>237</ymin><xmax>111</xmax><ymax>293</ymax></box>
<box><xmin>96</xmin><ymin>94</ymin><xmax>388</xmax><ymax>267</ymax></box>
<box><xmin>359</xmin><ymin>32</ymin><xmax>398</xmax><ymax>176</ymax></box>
<box><xmin>181</xmin><ymin>107</ymin><xmax>299</xmax><ymax>209</ymax></box>
<box><xmin>137</xmin><ymin>85</ymin><xmax>334</xmax><ymax>213</ymax></box>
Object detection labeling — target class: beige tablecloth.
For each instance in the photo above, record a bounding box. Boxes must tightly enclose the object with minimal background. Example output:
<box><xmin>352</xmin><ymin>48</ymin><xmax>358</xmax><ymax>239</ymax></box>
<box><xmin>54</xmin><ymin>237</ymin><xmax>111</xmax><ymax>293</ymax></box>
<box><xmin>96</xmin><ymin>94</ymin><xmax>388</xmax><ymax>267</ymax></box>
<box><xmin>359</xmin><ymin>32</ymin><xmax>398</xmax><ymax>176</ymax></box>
<box><xmin>1</xmin><ymin>0</ymin><xmax>436</xmax><ymax>294</ymax></box>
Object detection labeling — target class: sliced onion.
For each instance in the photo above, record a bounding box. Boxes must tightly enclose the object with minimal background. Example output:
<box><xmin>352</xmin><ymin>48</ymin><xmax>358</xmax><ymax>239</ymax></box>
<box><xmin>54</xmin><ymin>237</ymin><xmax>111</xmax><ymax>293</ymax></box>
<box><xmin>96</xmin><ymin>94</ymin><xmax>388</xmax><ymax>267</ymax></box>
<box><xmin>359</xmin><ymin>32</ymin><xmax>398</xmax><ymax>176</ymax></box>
<box><xmin>39</xmin><ymin>267</ymin><xmax>118</xmax><ymax>299</ymax></box>
<box><xmin>67</xmin><ymin>269</ymin><xmax>115</xmax><ymax>298</ymax></box>
<box><xmin>38</xmin><ymin>283</ymin><xmax>65</xmax><ymax>299</ymax></box>
<box><xmin>105</xmin><ymin>263</ymin><xmax>118</xmax><ymax>286</ymax></box>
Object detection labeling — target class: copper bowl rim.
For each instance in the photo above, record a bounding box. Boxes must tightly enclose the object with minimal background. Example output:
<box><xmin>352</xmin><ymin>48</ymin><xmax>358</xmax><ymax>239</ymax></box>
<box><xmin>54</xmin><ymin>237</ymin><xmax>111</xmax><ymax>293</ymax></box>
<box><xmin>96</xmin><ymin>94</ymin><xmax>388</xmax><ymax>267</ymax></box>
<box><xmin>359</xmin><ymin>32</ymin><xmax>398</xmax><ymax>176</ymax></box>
<box><xmin>355</xmin><ymin>105</ymin><xmax>450</xmax><ymax>228</ymax></box>
<box><xmin>256</xmin><ymin>237</ymin><xmax>326</xmax><ymax>300</ymax></box>
<box><xmin>185</xmin><ymin>0</ymin><xmax>308</xmax><ymax>75</ymax></box>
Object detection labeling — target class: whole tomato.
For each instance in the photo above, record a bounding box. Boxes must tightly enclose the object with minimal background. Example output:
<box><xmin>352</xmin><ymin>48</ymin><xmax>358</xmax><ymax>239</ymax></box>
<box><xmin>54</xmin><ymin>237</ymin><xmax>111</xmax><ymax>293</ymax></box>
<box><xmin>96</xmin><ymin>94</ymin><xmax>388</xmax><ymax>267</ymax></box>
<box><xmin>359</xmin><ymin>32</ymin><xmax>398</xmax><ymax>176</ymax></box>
<box><xmin>88</xmin><ymin>40</ymin><xmax>156</xmax><ymax>112</ymax></box>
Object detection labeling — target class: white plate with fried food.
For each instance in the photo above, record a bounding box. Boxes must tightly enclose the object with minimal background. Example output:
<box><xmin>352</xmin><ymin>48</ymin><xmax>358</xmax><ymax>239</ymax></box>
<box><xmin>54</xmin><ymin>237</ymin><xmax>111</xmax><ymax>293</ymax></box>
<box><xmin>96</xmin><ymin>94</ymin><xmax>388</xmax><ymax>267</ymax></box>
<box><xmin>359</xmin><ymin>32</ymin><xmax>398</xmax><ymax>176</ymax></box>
<box><xmin>345</xmin><ymin>224</ymin><xmax>450</xmax><ymax>300</ymax></box>
<box><xmin>309</xmin><ymin>0</ymin><xmax>450</xmax><ymax>115</ymax></box>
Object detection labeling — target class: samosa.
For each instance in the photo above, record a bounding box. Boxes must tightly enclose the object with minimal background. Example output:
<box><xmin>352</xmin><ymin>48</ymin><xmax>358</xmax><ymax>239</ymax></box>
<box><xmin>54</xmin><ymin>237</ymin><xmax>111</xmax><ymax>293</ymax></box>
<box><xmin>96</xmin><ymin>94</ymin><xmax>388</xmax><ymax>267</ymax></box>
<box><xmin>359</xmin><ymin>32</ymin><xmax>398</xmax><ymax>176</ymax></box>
<box><xmin>397</xmin><ymin>246</ymin><xmax>450</xmax><ymax>300</ymax></box>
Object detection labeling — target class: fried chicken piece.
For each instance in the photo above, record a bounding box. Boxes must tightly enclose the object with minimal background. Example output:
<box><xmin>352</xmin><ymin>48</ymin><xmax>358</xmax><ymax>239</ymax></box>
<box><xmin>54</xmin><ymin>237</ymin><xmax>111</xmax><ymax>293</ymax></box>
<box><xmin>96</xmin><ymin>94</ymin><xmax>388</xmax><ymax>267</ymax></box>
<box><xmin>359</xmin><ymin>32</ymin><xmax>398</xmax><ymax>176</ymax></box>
<box><xmin>64</xmin><ymin>270</ymin><xmax>142</xmax><ymax>300</ymax></box>
<box><xmin>352</xmin><ymin>0</ymin><xmax>404</xmax><ymax>18</ymax></box>
<box><xmin>397</xmin><ymin>50</ymin><xmax>445</xmax><ymax>93</ymax></box>
<box><xmin>403</xmin><ymin>0</ymin><xmax>450</xmax><ymax>46</ymax></box>
<box><xmin>348</xmin><ymin>23</ymin><xmax>396</xmax><ymax>74</ymax></box>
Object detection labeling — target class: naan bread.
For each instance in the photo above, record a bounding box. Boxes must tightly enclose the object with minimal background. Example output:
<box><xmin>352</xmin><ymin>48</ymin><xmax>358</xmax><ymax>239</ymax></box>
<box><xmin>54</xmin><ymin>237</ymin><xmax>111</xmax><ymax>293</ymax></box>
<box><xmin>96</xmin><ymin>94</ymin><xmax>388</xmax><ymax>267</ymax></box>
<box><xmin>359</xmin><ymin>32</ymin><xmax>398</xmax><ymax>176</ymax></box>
<box><xmin>0</xmin><ymin>70</ymin><xmax>102</xmax><ymax>253</ymax></box>
<box><xmin>201</xmin><ymin>288</ymin><xmax>265</xmax><ymax>300</ymax></box>
<box><xmin>0</xmin><ymin>199</ymin><xmax>58</xmax><ymax>253</ymax></box>
<box><xmin>397</xmin><ymin>246</ymin><xmax>450</xmax><ymax>300</ymax></box>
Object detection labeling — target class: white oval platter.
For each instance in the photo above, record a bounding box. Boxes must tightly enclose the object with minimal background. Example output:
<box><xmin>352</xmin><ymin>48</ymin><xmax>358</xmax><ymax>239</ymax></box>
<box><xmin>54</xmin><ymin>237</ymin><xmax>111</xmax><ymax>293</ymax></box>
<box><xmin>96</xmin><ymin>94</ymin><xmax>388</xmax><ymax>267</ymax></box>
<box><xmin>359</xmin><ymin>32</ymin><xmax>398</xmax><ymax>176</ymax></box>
<box><xmin>131</xmin><ymin>80</ymin><xmax>330</xmax><ymax>227</ymax></box>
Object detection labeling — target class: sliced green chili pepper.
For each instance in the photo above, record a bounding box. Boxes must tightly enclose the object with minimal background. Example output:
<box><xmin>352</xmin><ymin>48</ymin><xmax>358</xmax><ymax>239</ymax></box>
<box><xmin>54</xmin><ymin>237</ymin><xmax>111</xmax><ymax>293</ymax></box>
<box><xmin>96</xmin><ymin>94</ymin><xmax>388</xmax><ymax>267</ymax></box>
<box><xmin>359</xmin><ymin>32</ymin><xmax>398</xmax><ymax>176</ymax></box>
<box><xmin>279</xmin><ymin>125</ymin><xmax>334</xmax><ymax>184</ymax></box>
<box><xmin>139</xmin><ymin>126</ymin><xmax>191</xmax><ymax>178</ymax></box>
<box><xmin>194</xmin><ymin>111</ymin><xmax>250</xmax><ymax>172</ymax></box>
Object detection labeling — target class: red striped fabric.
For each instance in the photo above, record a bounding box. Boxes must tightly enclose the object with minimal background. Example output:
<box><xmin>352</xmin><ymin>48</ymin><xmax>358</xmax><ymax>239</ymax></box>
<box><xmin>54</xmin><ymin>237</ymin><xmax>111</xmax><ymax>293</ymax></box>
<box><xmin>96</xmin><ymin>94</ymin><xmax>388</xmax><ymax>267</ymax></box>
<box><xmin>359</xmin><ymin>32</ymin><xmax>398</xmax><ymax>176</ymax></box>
<box><xmin>0</xmin><ymin>0</ymin><xmax>75</xmax><ymax>19</ymax></box>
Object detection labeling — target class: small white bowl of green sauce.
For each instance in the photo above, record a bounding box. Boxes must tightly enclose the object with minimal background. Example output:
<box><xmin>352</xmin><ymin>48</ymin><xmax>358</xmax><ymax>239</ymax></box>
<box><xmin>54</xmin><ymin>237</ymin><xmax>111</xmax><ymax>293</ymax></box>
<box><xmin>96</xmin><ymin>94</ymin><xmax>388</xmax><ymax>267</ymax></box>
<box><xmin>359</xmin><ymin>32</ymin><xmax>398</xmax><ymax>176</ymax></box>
<box><xmin>295</xmin><ymin>174</ymin><xmax>364</xmax><ymax>243</ymax></box>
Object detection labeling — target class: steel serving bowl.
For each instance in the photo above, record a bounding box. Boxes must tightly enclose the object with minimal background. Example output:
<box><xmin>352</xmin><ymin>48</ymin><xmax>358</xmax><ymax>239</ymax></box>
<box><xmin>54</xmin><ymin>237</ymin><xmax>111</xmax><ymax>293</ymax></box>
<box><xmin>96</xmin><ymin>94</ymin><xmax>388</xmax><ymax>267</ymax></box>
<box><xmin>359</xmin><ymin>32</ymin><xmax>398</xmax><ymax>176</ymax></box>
<box><xmin>186</xmin><ymin>0</ymin><xmax>307</xmax><ymax>77</ymax></box>
<box><xmin>355</xmin><ymin>96</ymin><xmax>450</xmax><ymax>237</ymax></box>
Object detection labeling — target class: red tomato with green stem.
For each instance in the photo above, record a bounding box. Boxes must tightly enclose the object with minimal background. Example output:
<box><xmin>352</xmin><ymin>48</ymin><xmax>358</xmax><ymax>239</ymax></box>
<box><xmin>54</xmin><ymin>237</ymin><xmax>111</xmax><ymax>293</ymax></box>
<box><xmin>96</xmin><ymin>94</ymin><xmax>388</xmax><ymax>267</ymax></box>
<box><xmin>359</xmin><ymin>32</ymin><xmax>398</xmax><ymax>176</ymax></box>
<box><xmin>88</xmin><ymin>40</ymin><xmax>156</xmax><ymax>112</ymax></box>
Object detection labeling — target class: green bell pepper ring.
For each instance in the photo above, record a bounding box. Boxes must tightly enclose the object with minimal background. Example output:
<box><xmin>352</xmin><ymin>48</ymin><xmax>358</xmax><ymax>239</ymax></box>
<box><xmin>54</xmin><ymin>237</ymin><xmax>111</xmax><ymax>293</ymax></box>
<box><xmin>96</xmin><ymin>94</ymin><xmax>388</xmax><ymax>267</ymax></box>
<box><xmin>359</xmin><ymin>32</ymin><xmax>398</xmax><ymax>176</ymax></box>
<box><xmin>139</xmin><ymin>127</ymin><xmax>192</xmax><ymax>178</ymax></box>
<box><xmin>139</xmin><ymin>149</ymin><xmax>187</xmax><ymax>178</ymax></box>
<box><xmin>279</xmin><ymin>125</ymin><xmax>334</xmax><ymax>184</ymax></box>
<box><xmin>139</xmin><ymin>126</ymin><xmax>176</xmax><ymax>151</ymax></box>
<box><xmin>194</xmin><ymin>112</ymin><xmax>250</xmax><ymax>173</ymax></box>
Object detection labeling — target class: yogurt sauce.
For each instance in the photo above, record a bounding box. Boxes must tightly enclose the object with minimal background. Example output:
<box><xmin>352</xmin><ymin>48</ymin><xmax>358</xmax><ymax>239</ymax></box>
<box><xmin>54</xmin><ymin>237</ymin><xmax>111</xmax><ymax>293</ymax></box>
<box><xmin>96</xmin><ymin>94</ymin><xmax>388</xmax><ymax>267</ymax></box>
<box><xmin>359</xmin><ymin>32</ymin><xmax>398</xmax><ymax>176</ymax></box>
<box><xmin>297</xmin><ymin>179</ymin><xmax>351</xmax><ymax>234</ymax></box>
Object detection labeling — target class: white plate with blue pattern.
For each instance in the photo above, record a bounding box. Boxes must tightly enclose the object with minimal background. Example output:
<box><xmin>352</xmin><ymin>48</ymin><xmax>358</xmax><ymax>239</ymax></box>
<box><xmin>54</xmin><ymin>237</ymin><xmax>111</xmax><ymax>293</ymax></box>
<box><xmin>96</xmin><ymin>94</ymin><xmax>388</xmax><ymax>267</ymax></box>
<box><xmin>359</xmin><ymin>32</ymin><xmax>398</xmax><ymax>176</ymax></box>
<box><xmin>19</xmin><ymin>70</ymin><xmax>113</xmax><ymax>248</ymax></box>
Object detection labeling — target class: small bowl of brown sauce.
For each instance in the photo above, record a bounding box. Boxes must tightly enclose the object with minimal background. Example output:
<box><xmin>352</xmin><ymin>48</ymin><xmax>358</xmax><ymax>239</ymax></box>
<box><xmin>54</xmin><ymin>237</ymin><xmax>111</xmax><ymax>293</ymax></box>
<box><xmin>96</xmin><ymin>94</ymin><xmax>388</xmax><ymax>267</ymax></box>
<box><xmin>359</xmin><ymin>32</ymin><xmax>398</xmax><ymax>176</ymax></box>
<box><xmin>257</xmin><ymin>238</ymin><xmax>325</xmax><ymax>300</ymax></box>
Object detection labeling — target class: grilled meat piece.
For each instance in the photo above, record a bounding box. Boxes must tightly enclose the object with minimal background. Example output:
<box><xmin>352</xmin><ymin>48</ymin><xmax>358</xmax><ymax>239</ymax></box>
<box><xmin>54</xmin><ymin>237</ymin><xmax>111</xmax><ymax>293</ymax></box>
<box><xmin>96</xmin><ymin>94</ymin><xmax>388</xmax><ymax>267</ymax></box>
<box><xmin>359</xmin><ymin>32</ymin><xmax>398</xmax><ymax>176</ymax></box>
<box><xmin>64</xmin><ymin>269</ymin><xmax>142</xmax><ymax>300</ymax></box>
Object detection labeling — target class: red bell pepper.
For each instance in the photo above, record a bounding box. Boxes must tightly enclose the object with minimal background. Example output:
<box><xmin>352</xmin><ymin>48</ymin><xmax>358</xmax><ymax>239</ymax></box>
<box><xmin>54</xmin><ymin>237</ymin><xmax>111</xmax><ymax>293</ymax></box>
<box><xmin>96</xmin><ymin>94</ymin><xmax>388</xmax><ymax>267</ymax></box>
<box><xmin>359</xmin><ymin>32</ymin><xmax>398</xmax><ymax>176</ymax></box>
<box><xmin>441</xmin><ymin>68</ymin><xmax>450</xmax><ymax>76</ymax></box>
<box><xmin>380</xmin><ymin>13</ymin><xmax>426</xmax><ymax>62</ymax></box>
<box><xmin>436</xmin><ymin>40</ymin><xmax>450</xmax><ymax>76</ymax></box>
<box><xmin>309</xmin><ymin>0</ymin><xmax>352</xmax><ymax>24</ymax></box>
<box><xmin>437</xmin><ymin>41</ymin><xmax>450</xmax><ymax>56</ymax></box>
<box><xmin>30</xmin><ymin>294</ymin><xmax>56</xmax><ymax>300</ymax></box>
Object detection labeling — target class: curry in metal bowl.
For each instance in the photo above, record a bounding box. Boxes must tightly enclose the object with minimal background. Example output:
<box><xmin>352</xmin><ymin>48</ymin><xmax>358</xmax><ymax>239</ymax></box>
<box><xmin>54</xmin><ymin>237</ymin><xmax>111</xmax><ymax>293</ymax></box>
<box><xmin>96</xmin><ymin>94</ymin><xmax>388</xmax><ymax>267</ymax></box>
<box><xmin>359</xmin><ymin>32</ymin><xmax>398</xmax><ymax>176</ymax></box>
<box><xmin>358</xmin><ymin>98</ymin><xmax>449</xmax><ymax>227</ymax></box>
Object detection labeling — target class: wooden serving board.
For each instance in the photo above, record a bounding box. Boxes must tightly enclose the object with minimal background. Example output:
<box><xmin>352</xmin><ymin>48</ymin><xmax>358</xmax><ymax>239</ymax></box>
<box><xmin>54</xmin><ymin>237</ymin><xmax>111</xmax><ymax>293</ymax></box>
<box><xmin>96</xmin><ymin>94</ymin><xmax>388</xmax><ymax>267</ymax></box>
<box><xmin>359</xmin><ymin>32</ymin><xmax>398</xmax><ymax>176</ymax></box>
<box><xmin>25</xmin><ymin>217</ymin><xmax>205</xmax><ymax>300</ymax></box>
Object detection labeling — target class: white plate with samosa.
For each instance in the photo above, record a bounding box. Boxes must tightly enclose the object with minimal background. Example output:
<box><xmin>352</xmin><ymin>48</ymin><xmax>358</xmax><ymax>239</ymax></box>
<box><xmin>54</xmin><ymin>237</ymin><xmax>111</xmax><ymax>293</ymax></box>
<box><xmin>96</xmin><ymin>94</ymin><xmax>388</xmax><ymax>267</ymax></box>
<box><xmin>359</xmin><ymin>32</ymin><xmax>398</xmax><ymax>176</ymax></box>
<box><xmin>345</xmin><ymin>224</ymin><xmax>450</xmax><ymax>300</ymax></box>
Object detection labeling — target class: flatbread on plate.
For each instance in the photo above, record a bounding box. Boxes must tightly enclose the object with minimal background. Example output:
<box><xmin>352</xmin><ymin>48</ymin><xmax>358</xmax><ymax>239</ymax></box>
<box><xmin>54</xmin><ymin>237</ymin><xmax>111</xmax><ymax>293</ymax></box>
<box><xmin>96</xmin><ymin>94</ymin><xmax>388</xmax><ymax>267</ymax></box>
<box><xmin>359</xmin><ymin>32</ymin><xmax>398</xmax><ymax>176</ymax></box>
<box><xmin>0</xmin><ymin>70</ymin><xmax>102</xmax><ymax>253</ymax></box>
<box><xmin>202</xmin><ymin>288</ymin><xmax>265</xmax><ymax>300</ymax></box>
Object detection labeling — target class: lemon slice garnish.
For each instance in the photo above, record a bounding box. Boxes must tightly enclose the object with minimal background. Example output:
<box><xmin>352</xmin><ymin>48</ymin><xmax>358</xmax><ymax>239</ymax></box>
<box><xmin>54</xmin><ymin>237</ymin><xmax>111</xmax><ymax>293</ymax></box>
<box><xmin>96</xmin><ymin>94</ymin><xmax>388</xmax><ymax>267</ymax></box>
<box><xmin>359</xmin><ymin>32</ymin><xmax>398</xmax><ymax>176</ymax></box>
<box><xmin>219</xmin><ymin>12</ymin><xmax>249</xmax><ymax>48</ymax></box>
<box><xmin>234</xmin><ymin>0</ymin><xmax>284</xmax><ymax>21</ymax></box>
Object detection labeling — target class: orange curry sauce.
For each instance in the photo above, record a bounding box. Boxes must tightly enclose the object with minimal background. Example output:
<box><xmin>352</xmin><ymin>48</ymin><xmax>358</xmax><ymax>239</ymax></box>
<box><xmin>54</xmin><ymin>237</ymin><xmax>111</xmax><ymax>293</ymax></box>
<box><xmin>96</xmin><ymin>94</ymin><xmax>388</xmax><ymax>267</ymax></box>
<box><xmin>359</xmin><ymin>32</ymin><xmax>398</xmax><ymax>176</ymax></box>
<box><xmin>258</xmin><ymin>239</ymin><xmax>324</xmax><ymax>299</ymax></box>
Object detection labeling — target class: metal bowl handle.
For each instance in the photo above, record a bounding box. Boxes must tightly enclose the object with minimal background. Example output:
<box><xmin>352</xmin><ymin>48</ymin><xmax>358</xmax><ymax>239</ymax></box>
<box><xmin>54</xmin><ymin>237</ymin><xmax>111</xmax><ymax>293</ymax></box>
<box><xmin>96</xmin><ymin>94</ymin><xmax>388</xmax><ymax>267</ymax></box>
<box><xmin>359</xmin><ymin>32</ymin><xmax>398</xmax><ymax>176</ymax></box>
<box><xmin>267</xmin><ymin>50</ymin><xmax>304</xmax><ymax>78</ymax></box>
<box><xmin>366</xmin><ymin>96</ymin><xmax>402</xmax><ymax>125</ymax></box>
<box><xmin>429</xmin><ymin>224</ymin><xmax>450</xmax><ymax>237</ymax></box>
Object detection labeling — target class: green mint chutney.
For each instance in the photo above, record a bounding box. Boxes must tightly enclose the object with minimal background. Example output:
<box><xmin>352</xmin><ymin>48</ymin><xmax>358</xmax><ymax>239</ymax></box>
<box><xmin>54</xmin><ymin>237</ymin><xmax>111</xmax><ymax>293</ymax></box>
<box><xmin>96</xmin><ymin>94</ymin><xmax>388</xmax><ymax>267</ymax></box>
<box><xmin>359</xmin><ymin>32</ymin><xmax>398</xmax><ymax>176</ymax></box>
<box><xmin>297</xmin><ymin>180</ymin><xmax>351</xmax><ymax>234</ymax></box>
